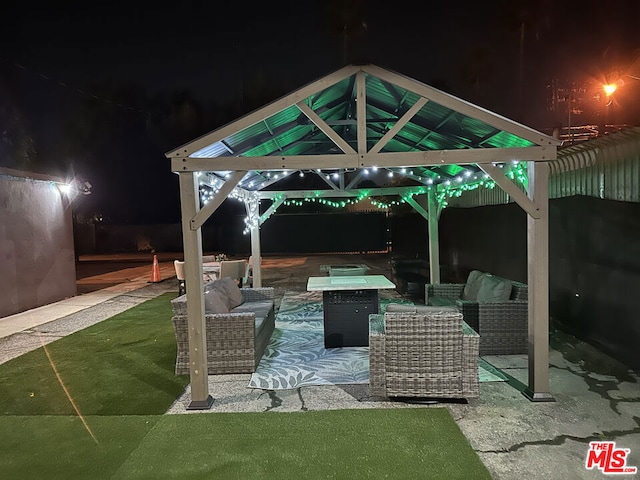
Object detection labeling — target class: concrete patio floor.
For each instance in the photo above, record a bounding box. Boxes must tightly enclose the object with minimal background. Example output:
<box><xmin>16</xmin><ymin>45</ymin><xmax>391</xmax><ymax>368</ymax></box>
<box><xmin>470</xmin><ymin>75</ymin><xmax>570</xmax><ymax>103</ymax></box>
<box><xmin>1</xmin><ymin>253</ymin><xmax>639</xmax><ymax>479</ymax></box>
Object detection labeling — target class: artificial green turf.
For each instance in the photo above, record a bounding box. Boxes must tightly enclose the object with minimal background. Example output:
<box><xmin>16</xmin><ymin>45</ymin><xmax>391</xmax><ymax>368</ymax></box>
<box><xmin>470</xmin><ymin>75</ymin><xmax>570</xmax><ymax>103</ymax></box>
<box><xmin>112</xmin><ymin>409</ymin><xmax>491</xmax><ymax>480</ymax></box>
<box><xmin>0</xmin><ymin>293</ymin><xmax>188</xmax><ymax>415</ymax></box>
<box><xmin>0</xmin><ymin>294</ymin><xmax>491</xmax><ymax>479</ymax></box>
<box><xmin>0</xmin><ymin>409</ymin><xmax>490</xmax><ymax>480</ymax></box>
<box><xmin>0</xmin><ymin>415</ymin><xmax>160</xmax><ymax>480</ymax></box>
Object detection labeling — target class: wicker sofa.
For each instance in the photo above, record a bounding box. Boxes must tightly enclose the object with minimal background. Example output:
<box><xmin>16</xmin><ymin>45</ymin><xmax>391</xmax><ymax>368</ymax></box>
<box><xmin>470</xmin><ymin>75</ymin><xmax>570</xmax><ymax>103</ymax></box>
<box><xmin>171</xmin><ymin>277</ymin><xmax>275</xmax><ymax>375</ymax></box>
<box><xmin>425</xmin><ymin>270</ymin><xmax>528</xmax><ymax>355</ymax></box>
<box><xmin>369</xmin><ymin>304</ymin><xmax>479</xmax><ymax>400</ymax></box>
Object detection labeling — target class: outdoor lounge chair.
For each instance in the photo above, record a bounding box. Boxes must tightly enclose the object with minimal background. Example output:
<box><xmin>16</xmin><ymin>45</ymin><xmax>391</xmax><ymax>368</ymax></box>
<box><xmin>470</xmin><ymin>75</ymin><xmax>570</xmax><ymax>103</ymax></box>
<box><xmin>425</xmin><ymin>270</ymin><xmax>528</xmax><ymax>355</ymax></box>
<box><xmin>369</xmin><ymin>305</ymin><xmax>479</xmax><ymax>401</ymax></box>
<box><xmin>219</xmin><ymin>259</ymin><xmax>248</xmax><ymax>287</ymax></box>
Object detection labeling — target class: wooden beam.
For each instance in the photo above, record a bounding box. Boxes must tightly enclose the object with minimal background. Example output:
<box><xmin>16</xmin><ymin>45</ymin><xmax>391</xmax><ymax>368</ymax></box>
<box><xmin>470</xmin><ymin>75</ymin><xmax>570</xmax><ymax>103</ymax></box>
<box><xmin>369</xmin><ymin>97</ymin><xmax>429</xmax><ymax>154</ymax></box>
<box><xmin>404</xmin><ymin>195</ymin><xmax>429</xmax><ymax>221</ymax></box>
<box><xmin>244</xmin><ymin>195</ymin><xmax>262</xmax><ymax>288</ymax></box>
<box><xmin>177</xmin><ymin>172</ymin><xmax>213</xmax><ymax>410</ymax></box>
<box><xmin>315</xmin><ymin>170</ymin><xmax>341</xmax><ymax>190</ymax></box>
<box><xmin>257</xmin><ymin>185</ymin><xmax>430</xmax><ymax>200</ymax></box>
<box><xmin>170</xmin><ymin>146</ymin><xmax>555</xmax><ymax>173</ymax></box>
<box><xmin>357</xmin><ymin>147</ymin><xmax>555</xmax><ymax>167</ymax></box>
<box><xmin>345</xmin><ymin>170</ymin><xmax>365</xmax><ymax>190</ymax></box>
<box><xmin>190</xmin><ymin>171</ymin><xmax>246</xmax><ymax>230</ymax></box>
<box><xmin>166</xmin><ymin>65</ymin><xmax>361</xmax><ymax>157</ymax></box>
<box><xmin>296</xmin><ymin>101</ymin><xmax>357</xmax><ymax>154</ymax></box>
<box><xmin>356</xmin><ymin>71</ymin><xmax>367</xmax><ymax>154</ymax></box>
<box><xmin>259</xmin><ymin>196</ymin><xmax>286</xmax><ymax>225</ymax></box>
<box><xmin>427</xmin><ymin>189</ymin><xmax>441</xmax><ymax>284</ymax></box>
<box><xmin>362</xmin><ymin>65</ymin><xmax>561</xmax><ymax>147</ymax></box>
<box><xmin>250</xmin><ymin>225</ymin><xmax>262</xmax><ymax>288</ymax></box>
<box><xmin>478</xmin><ymin>163</ymin><xmax>539</xmax><ymax>218</ymax></box>
<box><xmin>172</xmin><ymin>154</ymin><xmax>359</xmax><ymax>172</ymax></box>
<box><xmin>523</xmin><ymin>161</ymin><xmax>555</xmax><ymax>402</ymax></box>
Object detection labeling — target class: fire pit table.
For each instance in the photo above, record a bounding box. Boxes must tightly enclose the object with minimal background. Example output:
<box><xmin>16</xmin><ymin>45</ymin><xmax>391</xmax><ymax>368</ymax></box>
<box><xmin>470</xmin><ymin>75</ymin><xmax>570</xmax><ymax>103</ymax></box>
<box><xmin>307</xmin><ymin>274</ymin><xmax>396</xmax><ymax>347</ymax></box>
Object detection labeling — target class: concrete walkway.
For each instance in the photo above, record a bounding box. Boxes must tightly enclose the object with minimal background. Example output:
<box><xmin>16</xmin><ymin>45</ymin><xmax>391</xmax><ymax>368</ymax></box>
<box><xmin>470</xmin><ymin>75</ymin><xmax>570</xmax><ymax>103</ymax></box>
<box><xmin>1</xmin><ymin>254</ymin><xmax>639</xmax><ymax>479</ymax></box>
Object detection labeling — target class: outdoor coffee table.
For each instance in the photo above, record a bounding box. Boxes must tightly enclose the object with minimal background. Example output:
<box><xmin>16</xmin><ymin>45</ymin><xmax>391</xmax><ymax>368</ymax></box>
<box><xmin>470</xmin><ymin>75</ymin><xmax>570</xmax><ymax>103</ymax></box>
<box><xmin>307</xmin><ymin>275</ymin><xmax>396</xmax><ymax>348</ymax></box>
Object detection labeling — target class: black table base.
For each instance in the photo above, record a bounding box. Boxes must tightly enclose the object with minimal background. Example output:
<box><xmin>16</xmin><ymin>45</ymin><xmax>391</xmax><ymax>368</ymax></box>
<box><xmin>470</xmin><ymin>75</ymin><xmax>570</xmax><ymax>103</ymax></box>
<box><xmin>322</xmin><ymin>289</ymin><xmax>379</xmax><ymax>348</ymax></box>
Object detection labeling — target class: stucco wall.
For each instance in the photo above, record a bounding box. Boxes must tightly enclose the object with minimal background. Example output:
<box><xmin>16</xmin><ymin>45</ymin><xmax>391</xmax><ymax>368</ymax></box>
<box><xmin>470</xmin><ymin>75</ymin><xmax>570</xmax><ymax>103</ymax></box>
<box><xmin>0</xmin><ymin>170</ymin><xmax>77</xmax><ymax>318</ymax></box>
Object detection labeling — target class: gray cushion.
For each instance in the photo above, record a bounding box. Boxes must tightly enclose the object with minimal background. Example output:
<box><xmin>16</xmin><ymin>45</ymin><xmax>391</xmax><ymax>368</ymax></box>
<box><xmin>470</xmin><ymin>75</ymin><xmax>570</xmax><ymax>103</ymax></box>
<box><xmin>209</xmin><ymin>277</ymin><xmax>243</xmax><ymax>309</ymax></box>
<box><xmin>429</xmin><ymin>296</ymin><xmax>458</xmax><ymax>307</ymax></box>
<box><xmin>463</xmin><ymin>270</ymin><xmax>485</xmax><ymax>300</ymax></box>
<box><xmin>385</xmin><ymin>303</ymin><xmax>419</xmax><ymax>313</ymax></box>
<box><xmin>386</xmin><ymin>303</ymin><xmax>458</xmax><ymax>314</ymax></box>
<box><xmin>204</xmin><ymin>289</ymin><xmax>229</xmax><ymax>314</ymax></box>
<box><xmin>413</xmin><ymin>305</ymin><xmax>459</xmax><ymax>314</ymax></box>
<box><xmin>231</xmin><ymin>300</ymin><xmax>273</xmax><ymax>317</ymax></box>
<box><xmin>477</xmin><ymin>274</ymin><xmax>512</xmax><ymax>302</ymax></box>
<box><xmin>231</xmin><ymin>300</ymin><xmax>273</xmax><ymax>336</ymax></box>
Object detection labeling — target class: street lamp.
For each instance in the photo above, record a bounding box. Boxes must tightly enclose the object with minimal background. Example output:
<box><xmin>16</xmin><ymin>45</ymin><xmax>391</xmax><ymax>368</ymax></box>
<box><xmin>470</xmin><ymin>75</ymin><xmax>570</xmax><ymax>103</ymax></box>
<box><xmin>603</xmin><ymin>83</ymin><xmax>617</xmax><ymax>97</ymax></box>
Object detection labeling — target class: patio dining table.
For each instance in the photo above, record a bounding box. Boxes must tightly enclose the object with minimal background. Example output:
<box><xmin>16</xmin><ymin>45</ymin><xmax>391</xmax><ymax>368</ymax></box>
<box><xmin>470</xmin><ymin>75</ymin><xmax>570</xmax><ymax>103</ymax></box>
<box><xmin>203</xmin><ymin>261</ymin><xmax>221</xmax><ymax>280</ymax></box>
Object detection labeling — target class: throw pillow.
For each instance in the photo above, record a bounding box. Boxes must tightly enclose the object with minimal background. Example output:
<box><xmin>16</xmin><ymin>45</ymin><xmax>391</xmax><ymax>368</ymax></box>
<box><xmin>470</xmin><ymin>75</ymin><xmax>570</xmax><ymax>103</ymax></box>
<box><xmin>204</xmin><ymin>289</ymin><xmax>229</xmax><ymax>314</ymax></box>
<box><xmin>213</xmin><ymin>277</ymin><xmax>243</xmax><ymax>309</ymax></box>
<box><xmin>477</xmin><ymin>275</ymin><xmax>513</xmax><ymax>302</ymax></box>
<box><xmin>462</xmin><ymin>270</ymin><xmax>485</xmax><ymax>300</ymax></box>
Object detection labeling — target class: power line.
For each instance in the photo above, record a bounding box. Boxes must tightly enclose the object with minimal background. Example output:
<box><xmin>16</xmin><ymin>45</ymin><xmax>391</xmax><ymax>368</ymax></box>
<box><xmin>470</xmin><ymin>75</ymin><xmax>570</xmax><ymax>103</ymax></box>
<box><xmin>1</xmin><ymin>55</ymin><xmax>159</xmax><ymax>116</ymax></box>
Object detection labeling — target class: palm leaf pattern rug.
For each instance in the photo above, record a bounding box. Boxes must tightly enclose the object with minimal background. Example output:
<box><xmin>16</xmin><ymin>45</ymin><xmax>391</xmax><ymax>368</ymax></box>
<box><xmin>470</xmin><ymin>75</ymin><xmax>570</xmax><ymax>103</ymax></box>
<box><xmin>248</xmin><ymin>291</ymin><xmax>507</xmax><ymax>390</ymax></box>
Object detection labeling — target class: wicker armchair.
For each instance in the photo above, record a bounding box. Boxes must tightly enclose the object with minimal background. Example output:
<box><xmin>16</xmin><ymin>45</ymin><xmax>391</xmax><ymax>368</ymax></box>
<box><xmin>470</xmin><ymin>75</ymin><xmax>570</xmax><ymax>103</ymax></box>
<box><xmin>425</xmin><ymin>271</ymin><xmax>528</xmax><ymax>355</ymax></box>
<box><xmin>369</xmin><ymin>308</ymin><xmax>479</xmax><ymax>400</ymax></box>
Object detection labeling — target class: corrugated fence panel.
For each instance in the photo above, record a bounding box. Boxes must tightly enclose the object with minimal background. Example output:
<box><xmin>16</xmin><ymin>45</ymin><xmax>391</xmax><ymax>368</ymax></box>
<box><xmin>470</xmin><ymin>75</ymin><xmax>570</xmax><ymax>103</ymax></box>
<box><xmin>447</xmin><ymin>185</ymin><xmax>510</xmax><ymax>208</ymax></box>
<box><xmin>454</xmin><ymin>127</ymin><xmax>640</xmax><ymax>208</ymax></box>
<box><xmin>552</xmin><ymin>127</ymin><xmax>640</xmax><ymax>203</ymax></box>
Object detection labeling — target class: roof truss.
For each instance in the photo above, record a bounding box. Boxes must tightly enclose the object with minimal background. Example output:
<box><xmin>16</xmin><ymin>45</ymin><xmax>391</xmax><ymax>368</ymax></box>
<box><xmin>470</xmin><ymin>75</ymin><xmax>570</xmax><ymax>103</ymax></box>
<box><xmin>167</xmin><ymin>64</ymin><xmax>560</xmax><ymax>205</ymax></box>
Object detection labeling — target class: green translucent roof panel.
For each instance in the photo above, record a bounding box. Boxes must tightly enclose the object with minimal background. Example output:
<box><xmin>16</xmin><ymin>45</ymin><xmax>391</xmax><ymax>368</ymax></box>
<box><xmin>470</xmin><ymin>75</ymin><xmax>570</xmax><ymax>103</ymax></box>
<box><xmin>183</xmin><ymin>66</ymin><xmax>553</xmax><ymax>193</ymax></box>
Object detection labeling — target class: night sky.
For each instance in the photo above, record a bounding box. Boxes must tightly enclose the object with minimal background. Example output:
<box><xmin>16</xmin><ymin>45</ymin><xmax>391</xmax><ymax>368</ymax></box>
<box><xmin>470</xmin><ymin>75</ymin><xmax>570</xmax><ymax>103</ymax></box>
<box><xmin>2</xmin><ymin>1</ymin><xmax>640</xmax><ymax>223</ymax></box>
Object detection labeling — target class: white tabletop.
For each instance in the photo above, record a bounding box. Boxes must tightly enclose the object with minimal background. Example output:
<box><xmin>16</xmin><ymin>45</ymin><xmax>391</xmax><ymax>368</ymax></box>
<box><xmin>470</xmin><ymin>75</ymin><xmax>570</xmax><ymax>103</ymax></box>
<box><xmin>307</xmin><ymin>275</ymin><xmax>396</xmax><ymax>291</ymax></box>
<box><xmin>203</xmin><ymin>262</ymin><xmax>221</xmax><ymax>272</ymax></box>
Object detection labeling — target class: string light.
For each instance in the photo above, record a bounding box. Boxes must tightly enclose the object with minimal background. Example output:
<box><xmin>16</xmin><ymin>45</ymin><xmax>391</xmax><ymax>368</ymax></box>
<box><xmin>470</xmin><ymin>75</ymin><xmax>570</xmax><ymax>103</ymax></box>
<box><xmin>242</xmin><ymin>193</ymin><xmax>261</xmax><ymax>234</ymax></box>
<box><xmin>199</xmin><ymin>162</ymin><xmax>529</xmax><ymax>214</ymax></box>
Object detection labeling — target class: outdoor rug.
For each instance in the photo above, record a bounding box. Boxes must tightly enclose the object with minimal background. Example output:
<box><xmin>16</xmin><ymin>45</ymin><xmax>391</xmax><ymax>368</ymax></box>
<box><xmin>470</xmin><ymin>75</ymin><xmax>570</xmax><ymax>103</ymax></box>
<box><xmin>248</xmin><ymin>291</ymin><xmax>508</xmax><ymax>390</ymax></box>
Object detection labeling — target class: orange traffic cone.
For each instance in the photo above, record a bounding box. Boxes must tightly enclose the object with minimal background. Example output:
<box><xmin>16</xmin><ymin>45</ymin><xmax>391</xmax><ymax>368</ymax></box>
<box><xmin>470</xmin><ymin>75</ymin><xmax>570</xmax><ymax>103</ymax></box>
<box><xmin>150</xmin><ymin>255</ymin><xmax>161</xmax><ymax>283</ymax></box>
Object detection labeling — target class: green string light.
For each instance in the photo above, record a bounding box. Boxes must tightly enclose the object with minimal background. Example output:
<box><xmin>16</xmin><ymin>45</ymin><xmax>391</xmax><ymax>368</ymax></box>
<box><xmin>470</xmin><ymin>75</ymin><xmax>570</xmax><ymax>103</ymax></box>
<box><xmin>270</xmin><ymin>163</ymin><xmax>529</xmax><ymax>212</ymax></box>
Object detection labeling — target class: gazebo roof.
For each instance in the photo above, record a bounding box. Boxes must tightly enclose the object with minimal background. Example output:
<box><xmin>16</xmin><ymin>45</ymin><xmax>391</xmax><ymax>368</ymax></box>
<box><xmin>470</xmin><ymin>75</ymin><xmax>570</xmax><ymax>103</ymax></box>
<box><xmin>166</xmin><ymin>64</ymin><xmax>560</xmax><ymax>200</ymax></box>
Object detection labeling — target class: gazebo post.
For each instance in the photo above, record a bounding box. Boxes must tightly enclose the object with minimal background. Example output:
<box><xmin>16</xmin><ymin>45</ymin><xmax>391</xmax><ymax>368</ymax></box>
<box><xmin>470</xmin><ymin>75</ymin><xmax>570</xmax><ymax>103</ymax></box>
<box><xmin>405</xmin><ymin>193</ymin><xmax>440</xmax><ymax>284</ymax></box>
<box><xmin>178</xmin><ymin>172</ymin><xmax>213</xmax><ymax>410</ymax></box>
<box><xmin>427</xmin><ymin>189</ymin><xmax>441</xmax><ymax>284</ymax></box>
<box><xmin>524</xmin><ymin>161</ymin><xmax>555</xmax><ymax>402</ymax></box>
<box><xmin>245</xmin><ymin>196</ymin><xmax>262</xmax><ymax>288</ymax></box>
<box><xmin>249</xmin><ymin>225</ymin><xmax>262</xmax><ymax>287</ymax></box>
